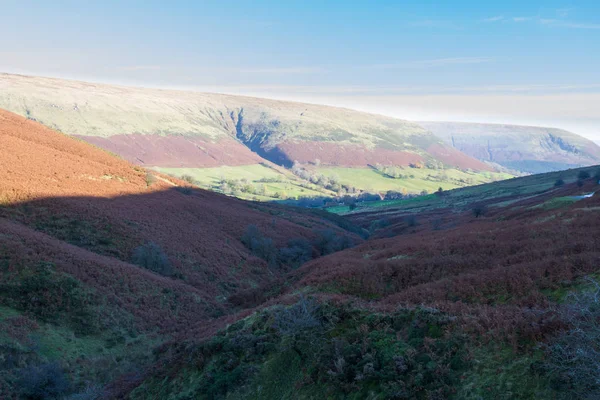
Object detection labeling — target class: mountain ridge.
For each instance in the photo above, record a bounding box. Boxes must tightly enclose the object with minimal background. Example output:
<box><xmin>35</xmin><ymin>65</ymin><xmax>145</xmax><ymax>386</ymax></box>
<box><xmin>418</xmin><ymin>120</ymin><xmax>600</xmax><ymax>174</ymax></box>
<box><xmin>0</xmin><ymin>73</ymin><xmax>490</xmax><ymax>172</ymax></box>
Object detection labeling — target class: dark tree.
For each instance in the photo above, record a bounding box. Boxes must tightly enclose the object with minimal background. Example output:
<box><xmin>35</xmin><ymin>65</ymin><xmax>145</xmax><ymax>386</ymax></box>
<box><xmin>578</xmin><ymin>170</ymin><xmax>591</xmax><ymax>180</ymax></box>
<box><xmin>554</xmin><ymin>178</ymin><xmax>565</xmax><ymax>187</ymax></box>
<box><xmin>132</xmin><ymin>242</ymin><xmax>174</xmax><ymax>276</ymax></box>
<box><xmin>472</xmin><ymin>205</ymin><xmax>487</xmax><ymax>218</ymax></box>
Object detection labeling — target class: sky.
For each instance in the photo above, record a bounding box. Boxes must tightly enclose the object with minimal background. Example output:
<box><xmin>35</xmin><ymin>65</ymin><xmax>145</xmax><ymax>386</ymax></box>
<box><xmin>1</xmin><ymin>0</ymin><xmax>599</xmax><ymax>141</ymax></box>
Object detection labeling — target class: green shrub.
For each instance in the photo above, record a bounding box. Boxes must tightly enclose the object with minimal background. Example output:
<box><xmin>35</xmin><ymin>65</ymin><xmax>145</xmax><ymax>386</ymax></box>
<box><xmin>131</xmin><ymin>242</ymin><xmax>174</xmax><ymax>276</ymax></box>
<box><xmin>180</xmin><ymin>174</ymin><xmax>196</xmax><ymax>184</ymax></box>
<box><xmin>145</xmin><ymin>172</ymin><xmax>156</xmax><ymax>187</ymax></box>
<box><xmin>133</xmin><ymin>305</ymin><xmax>470</xmax><ymax>399</ymax></box>
<box><xmin>241</xmin><ymin>225</ymin><xmax>278</xmax><ymax>267</ymax></box>
<box><xmin>369</xmin><ymin>218</ymin><xmax>391</xmax><ymax>233</ymax></box>
<box><xmin>545</xmin><ymin>279</ymin><xmax>600</xmax><ymax>398</ymax></box>
<box><xmin>554</xmin><ymin>178</ymin><xmax>565</xmax><ymax>187</ymax></box>
<box><xmin>0</xmin><ymin>262</ymin><xmax>97</xmax><ymax>334</ymax></box>
<box><xmin>273</xmin><ymin>296</ymin><xmax>321</xmax><ymax>335</ymax></box>
<box><xmin>312</xmin><ymin>229</ymin><xmax>353</xmax><ymax>256</ymax></box>
<box><xmin>278</xmin><ymin>238</ymin><xmax>313</xmax><ymax>269</ymax></box>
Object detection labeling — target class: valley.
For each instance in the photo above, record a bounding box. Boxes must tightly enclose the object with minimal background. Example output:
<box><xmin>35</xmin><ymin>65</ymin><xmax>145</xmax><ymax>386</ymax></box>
<box><xmin>0</xmin><ymin>74</ymin><xmax>536</xmax><ymax>201</ymax></box>
<box><xmin>1</xmin><ymin>107</ymin><xmax>599</xmax><ymax>398</ymax></box>
<box><xmin>3</xmin><ymin>1</ymin><xmax>600</xmax><ymax>398</ymax></box>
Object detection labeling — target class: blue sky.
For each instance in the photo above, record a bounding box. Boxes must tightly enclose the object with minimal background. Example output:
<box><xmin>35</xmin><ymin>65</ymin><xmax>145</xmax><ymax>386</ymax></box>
<box><xmin>1</xmin><ymin>0</ymin><xmax>599</xmax><ymax>139</ymax></box>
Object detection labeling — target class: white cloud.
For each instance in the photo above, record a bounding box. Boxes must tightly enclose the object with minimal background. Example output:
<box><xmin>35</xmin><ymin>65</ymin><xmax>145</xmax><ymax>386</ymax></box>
<box><xmin>482</xmin><ymin>16</ymin><xmax>504</xmax><ymax>22</ymax></box>
<box><xmin>512</xmin><ymin>17</ymin><xmax>532</xmax><ymax>22</ymax></box>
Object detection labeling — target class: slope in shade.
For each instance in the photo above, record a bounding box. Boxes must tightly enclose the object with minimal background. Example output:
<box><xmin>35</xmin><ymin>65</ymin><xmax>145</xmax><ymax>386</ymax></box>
<box><xmin>0</xmin><ymin>109</ymin><xmax>361</xmax><ymax>300</ymax></box>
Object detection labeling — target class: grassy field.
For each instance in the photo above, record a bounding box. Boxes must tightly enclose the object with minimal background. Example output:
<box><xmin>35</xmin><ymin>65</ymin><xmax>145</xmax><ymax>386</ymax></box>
<box><xmin>328</xmin><ymin>166</ymin><xmax>598</xmax><ymax>215</ymax></box>
<box><xmin>154</xmin><ymin>164</ymin><xmax>514</xmax><ymax>203</ymax></box>
<box><xmin>153</xmin><ymin>164</ymin><xmax>333</xmax><ymax>200</ymax></box>
<box><xmin>316</xmin><ymin>166</ymin><xmax>513</xmax><ymax>193</ymax></box>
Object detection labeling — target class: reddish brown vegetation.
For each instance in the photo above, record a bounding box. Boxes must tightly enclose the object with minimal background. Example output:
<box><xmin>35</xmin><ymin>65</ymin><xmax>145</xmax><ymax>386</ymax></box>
<box><xmin>289</xmin><ymin>180</ymin><xmax>600</xmax><ymax>341</ymax></box>
<box><xmin>0</xmin><ymin>218</ymin><xmax>219</xmax><ymax>332</ymax></box>
<box><xmin>4</xmin><ymin>108</ymin><xmax>600</xmax><ymax>397</ymax></box>
<box><xmin>0</xmin><ymin>110</ymin><xmax>359</xmax><ymax>331</ymax></box>
<box><xmin>77</xmin><ymin>134</ymin><xmax>263</xmax><ymax>167</ymax></box>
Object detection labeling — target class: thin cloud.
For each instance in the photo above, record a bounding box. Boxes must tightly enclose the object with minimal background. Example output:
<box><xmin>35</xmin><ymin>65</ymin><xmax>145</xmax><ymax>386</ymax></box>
<box><xmin>231</xmin><ymin>66</ymin><xmax>327</xmax><ymax>74</ymax></box>
<box><xmin>555</xmin><ymin>8</ymin><xmax>573</xmax><ymax>18</ymax></box>
<box><xmin>210</xmin><ymin>83</ymin><xmax>600</xmax><ymax>95</ymax></box>
<box><xmin>540</xmin><ymin>19</ymin><xmax>600</xmax><ymax>29</ymax></box>
<box><xmin>409</xmin><ymin>20</ymin><xmax>462</xmax><ymax>29</ymax></box>
<box><xmin>192</xmin><ymin>82</ymin><xmax>600</xmax><ymax>97</ymax></box>
<box><xmin>492</xmin><ymin>15</ymin><xmax>600</xmax><ymax>30</ymax></box>
<box><xmin>482</xmin><ymin>16</ymin><xmax>504</xmax><ymax>22</ymax></box>
<box><xmin>117</xmin><ymin>65</ymin><xmax>163</xmax><ymax>72</ymax></box>
<box><xmin>366</xmin><ymin>57</ymin><xmax>493</xmax><ymax>70</ymax></box>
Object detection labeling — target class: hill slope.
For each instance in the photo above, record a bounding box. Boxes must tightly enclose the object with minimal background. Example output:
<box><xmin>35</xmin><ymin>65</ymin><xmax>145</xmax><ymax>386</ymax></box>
<box><xmin>0</xmin><ymin>73</ymin><xmax>485</xmax><ymax>169</ymax></box>
<box><xmin>0</xmin><ymin>73</ymin><xmax>504</xmax><ymax>197</ymax></box>
<box><xmin>0</xmin><ymin>110</ymin><xmax>363</xmax><ymax>397</ymax></box>
<box><xmin>418</xmin><ymin>121</ymin><xmax>600</xmax><ymax>174</ymax></box>
<box><xmin>127</xmin><ymin>165</ymin><xmax>600</xmax><ymax>399</ymax></box>
<box><xmin>3</xmin><ymin>108</ymin><xmax>600</xmax><ymax>398</ymax></box>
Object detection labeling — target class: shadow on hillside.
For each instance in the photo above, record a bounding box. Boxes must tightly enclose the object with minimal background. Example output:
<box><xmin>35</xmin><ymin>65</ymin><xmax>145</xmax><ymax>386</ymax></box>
<box><xmin>0</xmin><ymin>186</ymin><xmax>364</xmax><ymax>307</ymax></box>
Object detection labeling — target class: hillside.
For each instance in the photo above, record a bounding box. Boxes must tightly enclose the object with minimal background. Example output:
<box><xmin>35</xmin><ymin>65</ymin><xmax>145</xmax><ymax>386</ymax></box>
<box><xmin>3</xmin><ymin>109</ymin><xmax>600</xmax><ymax>398</ymax></box>
<box><xmin>125</xmin><ymin>165</ymin><xmax>600</xmax><ymax>399</ymax></box>
<box><xmin>0</xmin><ymin>110</ymin><xmax>363</xmax><ymax>398</ymax></box>
<box><xmin>419</xmin><ymin>121</ymin><xmax>600</xmax><ymax>174</ymax></box>
<box><xmin>0</xmin><ymin>73</ymin><xmax>506</xmax><ymax>198</ymax></box>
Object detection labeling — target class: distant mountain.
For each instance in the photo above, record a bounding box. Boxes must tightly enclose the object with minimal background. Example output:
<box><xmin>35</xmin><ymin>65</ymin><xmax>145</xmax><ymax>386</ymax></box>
<box><xmin>0</xmin><ymin>73</ymin><xmax>504</xmax><ymax>197</ymax></box>
<box><xmin>418</xmin><ymin>121</ymin><xmax>600</xmax><ymax>174</ymax></box>
<box><xmin>0</xmin><ymin>73</ymin><xmax>489</xmax><ymax>170</ymax></box>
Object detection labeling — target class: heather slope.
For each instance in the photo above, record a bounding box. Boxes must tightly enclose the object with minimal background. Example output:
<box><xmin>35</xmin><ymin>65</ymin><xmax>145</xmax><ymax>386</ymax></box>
<box><xmin>0</xmin><ymin>109</ymin><xmax>367</xmax><ymax>397</ymax></box>
<box><xmin>0</xmin><ymin>109</ymin><xmax>360</xmax><ymax>298</ymax></box>
<box><xmin>128</xmin><ymin>166</ymin><xmax>600</xmax><ymax>399</ymax></box>
<box><xmin>419</xmin><ymin>121</ymin><xmax>600</xmax><ymax>173</ymax></box>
